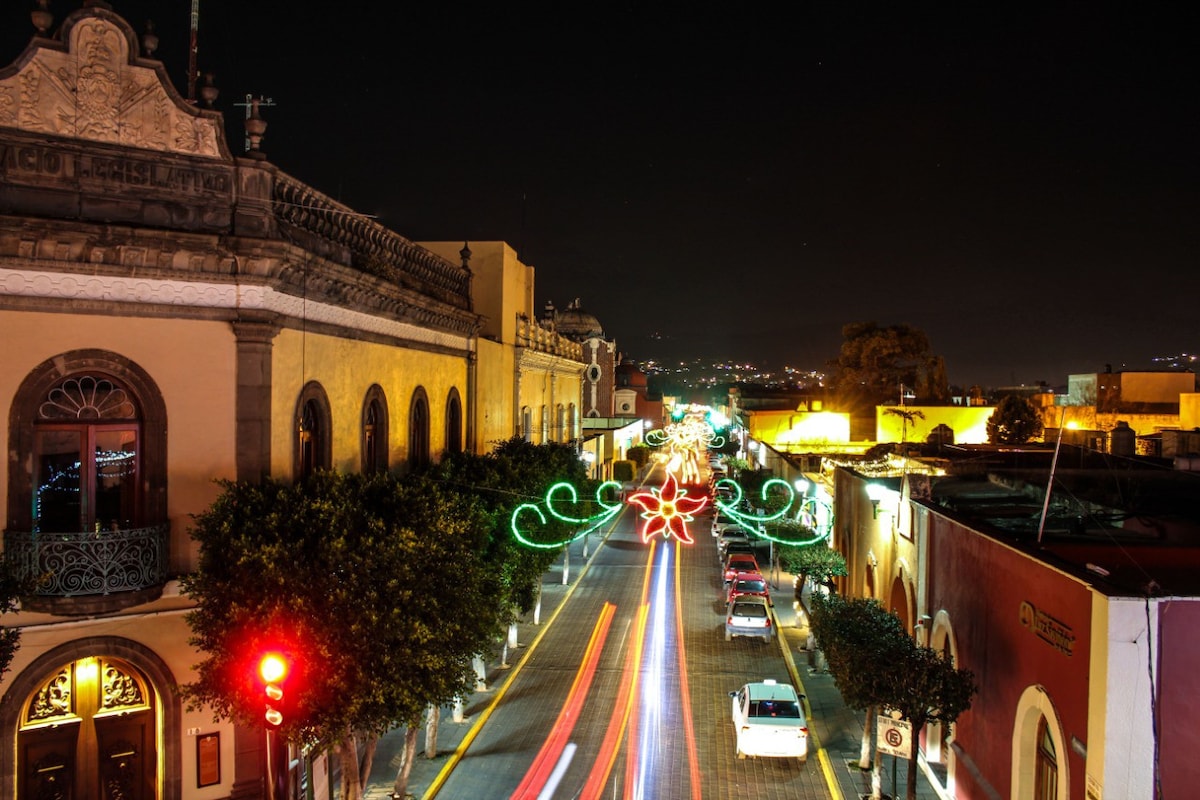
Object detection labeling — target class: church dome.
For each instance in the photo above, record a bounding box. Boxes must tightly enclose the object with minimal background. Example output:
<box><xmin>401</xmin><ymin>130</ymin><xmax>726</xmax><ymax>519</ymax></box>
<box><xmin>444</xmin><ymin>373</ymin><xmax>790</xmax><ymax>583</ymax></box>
<box><xmin>555</xmin><ymin>298</ymin><xmax>605</xmax><ymax>340</ymax></box>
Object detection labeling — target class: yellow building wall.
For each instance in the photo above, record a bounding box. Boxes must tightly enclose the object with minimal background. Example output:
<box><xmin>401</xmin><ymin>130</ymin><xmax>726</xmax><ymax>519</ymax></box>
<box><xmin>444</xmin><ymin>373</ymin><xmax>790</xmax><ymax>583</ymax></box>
<box><xmin>1183</xmin><ymin>394</ymin><xmax>1200</xmax><ymax>429</ymax></box>
<box><xmin>270</xmin><ymin>329</ymin><xmax>467</xmax><ymax>476</ymax></box>
<box><xmin>0</xmin><ymin>311</ymin><xmax>237</xmax><ymax>572</ymax></box>
<box><xmin>476</xmin><ymin>337</ymin><xmax>516</xmax><ymax>448</ymax></box>
<box><xmin>421</xmin><ymin>240</ymin><xmax>529</xmax><ymax>345</ymax></box>
<box><xmin>876</xmin><ymin>405</ymin><xmax>995</xmax><ymax>444</ymax></box>
<box><xmin>516</xmin><ymin>364</ymin><xmax>583</xmax><ymax>444</ymax></box>
<box><xmin>748</xmin><ymin>410</ymin><xmax>851</xmax><ymax>447</ymax></box>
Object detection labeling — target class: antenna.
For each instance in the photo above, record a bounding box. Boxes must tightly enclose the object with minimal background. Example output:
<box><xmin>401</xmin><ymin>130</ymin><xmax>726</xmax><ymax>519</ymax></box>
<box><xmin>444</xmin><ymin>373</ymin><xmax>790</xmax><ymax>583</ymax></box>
<box><xmin>1037</xmin><ymin>408</ymin><xmax>1067</xmax><ymax>544</ymax></box>
<box><xmin>234</xmin><ymin>94</ymin><xmax>277</xmax><ymax>153</ymax></box>
<box><xmin>187</xmin><ymin>0</ymin><xmax>200</xmax><ymax>103</ymax></box>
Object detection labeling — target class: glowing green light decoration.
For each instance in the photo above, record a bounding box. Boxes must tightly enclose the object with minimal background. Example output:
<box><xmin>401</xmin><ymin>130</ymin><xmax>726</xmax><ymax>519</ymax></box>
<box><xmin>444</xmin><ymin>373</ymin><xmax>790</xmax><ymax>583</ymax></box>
<box><xmin>714</xmin><ymin>478</ymin><xmax>835</xmax><ymax>546</ymax></box>
<box><xmin>627</xmin><ymin>472</ymin><xmax>708</xmax><ymax>544</ymax></box>
<box><xmin>510</xmin><ymin>480</ymin><xmax>624</xmax><ymax>549</ymax></box>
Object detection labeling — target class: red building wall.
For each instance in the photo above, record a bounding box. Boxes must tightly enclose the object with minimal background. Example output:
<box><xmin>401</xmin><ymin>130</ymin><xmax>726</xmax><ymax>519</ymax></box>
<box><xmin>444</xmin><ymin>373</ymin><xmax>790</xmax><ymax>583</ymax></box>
<box><xmin>1158</xmin><ymin>599</ymin><xmax>1200</xmax><ymax>797</ymax></box>
<box><xmin>926</xmin><ymin>511</ymin><xmax>1093</xmax><ymax>799</ymax></box>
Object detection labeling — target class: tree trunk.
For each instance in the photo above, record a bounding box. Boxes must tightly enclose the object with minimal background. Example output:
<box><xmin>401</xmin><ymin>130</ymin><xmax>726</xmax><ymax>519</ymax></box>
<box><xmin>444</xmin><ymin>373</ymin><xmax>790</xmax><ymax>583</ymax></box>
<box><xmin>906</xmin><ymin>721</ymin><xmax>925</xmax><ymax>800</ymax></box>
<box><xmin>871</xmin><ymin>741</ymin><xmax>883</xmax><ymax>799</ymax></box>
<box><xmin>359</xmin><ymin>733</ymin><xmax>378</xmax><ymax>797</ymax></box>
<box><xmin>425</xmin><ymin>705</ymin><xmax>439</xmax><ymax>759</ymax></box>
<box><xmin>338</xmin><ymin>730</ymin><xmax>363</xmax><ymax>800</ymax></box>
<box><xmin>859</xmin><ymin>705</ymin><xmax>875</xmax><ymax>768</ymax></box>
<box><xmin>392</xmin><ymin>726</ymin><xmax>420</xmax><ymax>799</ymax></box>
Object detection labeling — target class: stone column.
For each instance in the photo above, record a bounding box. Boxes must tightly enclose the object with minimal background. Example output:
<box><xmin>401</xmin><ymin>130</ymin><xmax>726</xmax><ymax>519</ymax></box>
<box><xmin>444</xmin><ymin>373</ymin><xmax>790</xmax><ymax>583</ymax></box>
<box><xmin>232</xmin><ymin>318</ymin><xmax>280</xmax><ymax>482</ymax></box>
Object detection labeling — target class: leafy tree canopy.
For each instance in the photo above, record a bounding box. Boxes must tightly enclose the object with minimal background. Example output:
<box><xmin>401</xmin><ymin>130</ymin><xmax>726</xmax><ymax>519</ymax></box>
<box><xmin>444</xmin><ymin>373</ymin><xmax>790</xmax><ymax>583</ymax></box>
<box><xmin>0</xmin><ymin>558</ymin><xmax>40</xmax><ymax>682</ymax></box>
<box><xmin>433</xmin><ymin>437</ymin><xmax>591</xmax><ymax>616</ymax></box>
<box><xmin>987</xmin><ymin>394</ymin><xmax>1044</xmax><ymax>444</ymax></box>
<box><xmin>887</xmin><ymin>645</ymin><xmax>978</xmax><ymax>730</ymax></box>
<box><xmin>779</xmin><ymin>544</ymin><xmax>847</xmax><ymax>591</ymax></box>
<box><xmin>809</xmin><ymin>593</ymin><xmax>911</xmax><ymax>712</ymax></box>
<box><xmin>828</xmin><ymin>322</ymin><xmax>949</xmax><ymax>408</ymax></box>
<box><xmin>182</xmin><ymin>471</ymin><xmax>501</xmax><ymax>747</ymax></box>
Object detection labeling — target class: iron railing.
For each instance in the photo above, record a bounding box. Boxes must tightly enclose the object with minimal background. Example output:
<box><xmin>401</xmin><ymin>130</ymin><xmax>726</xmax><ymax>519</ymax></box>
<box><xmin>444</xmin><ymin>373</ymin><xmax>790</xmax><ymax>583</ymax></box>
<box><xmin>4</xmin><ymin>524</ymin><xmax>170</xmax><ymax>597</ymax></box>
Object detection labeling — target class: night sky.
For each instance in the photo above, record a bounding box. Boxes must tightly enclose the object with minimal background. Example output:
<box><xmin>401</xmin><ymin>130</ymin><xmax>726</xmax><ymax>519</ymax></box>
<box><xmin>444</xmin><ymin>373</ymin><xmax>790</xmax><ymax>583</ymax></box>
<box><xmin>4</xmin><ymin>3</ymin><xmax>1198</xmax><ymax>389</ymax></box>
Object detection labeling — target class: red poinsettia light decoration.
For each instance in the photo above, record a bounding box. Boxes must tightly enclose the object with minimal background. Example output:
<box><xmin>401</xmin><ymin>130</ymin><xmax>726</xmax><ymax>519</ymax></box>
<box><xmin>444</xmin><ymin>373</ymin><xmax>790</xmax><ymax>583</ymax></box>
<box><xmin>626</xmin><ymin>472</ymin><xmax>709</xmax><ymax>544</ymax></box>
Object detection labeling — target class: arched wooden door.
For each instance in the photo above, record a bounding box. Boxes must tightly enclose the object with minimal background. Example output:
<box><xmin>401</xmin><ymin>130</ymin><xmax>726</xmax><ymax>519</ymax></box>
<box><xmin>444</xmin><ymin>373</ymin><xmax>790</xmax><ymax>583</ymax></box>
<box><xmin>18</xmin><ymin>657</ymin><xmax>156</xmax><ymax>799</ymax></box>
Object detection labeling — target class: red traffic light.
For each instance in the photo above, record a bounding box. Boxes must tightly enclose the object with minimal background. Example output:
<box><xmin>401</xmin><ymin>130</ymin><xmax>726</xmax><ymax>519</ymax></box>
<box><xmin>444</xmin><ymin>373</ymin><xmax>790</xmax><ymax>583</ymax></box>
<box><xmin>258</xmin><ymin>652</ymin><xmax>290</xmax><ymax>728</ymax></box>
<box><xmin>259</xmin><ymin>653</ymin><xmax>288</xmax><ymax>684</ymax></box>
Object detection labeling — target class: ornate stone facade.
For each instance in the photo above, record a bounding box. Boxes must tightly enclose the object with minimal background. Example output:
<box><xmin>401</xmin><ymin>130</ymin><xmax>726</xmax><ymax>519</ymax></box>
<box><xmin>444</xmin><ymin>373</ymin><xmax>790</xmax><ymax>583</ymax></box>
<box><xmin>0</xmin><ymin>6</ymin><xmax>486</xmax><ymax>799</ymax></box>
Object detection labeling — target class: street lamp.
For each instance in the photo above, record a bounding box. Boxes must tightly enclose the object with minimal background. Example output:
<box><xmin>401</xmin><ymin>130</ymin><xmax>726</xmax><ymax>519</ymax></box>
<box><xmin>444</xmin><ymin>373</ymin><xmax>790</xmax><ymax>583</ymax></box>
<box><xmin>865</xmin><ymin>482</ymin><xmax>888</xmax><ymax>519</ymax></box>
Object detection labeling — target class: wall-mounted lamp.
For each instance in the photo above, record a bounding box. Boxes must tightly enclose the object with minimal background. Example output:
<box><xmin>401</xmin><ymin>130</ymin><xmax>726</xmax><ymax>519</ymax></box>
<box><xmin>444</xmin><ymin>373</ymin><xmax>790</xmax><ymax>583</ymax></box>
<box><xmin>866</xmin><ymin>482</ymin><xmax>888</xmax><ymax>519</ymax></box>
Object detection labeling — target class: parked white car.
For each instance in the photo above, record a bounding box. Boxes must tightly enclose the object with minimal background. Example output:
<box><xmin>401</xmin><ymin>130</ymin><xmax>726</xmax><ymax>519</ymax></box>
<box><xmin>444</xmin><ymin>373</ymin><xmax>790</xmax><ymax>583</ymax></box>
<box><xmin>729</xmin><ymin>679</ymin><xmax>808</xmax><ymax>762</ymax></box>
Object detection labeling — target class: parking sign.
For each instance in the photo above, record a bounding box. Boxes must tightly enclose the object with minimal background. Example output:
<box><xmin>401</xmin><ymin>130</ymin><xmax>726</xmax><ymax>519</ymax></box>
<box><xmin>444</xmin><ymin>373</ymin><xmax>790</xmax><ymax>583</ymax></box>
<box><xmin>876</xmin><ymin>715</ymin><xmax>912</xmax><ymax>759</ymax></box>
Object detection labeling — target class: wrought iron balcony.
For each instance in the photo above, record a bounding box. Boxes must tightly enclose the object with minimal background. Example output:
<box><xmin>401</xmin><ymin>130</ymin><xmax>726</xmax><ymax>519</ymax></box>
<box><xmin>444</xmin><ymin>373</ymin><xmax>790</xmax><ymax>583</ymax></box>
<box><xmin>4</xmin><ymin>524</ymin><xmax>171</xmax><ymax>614</ymax></box>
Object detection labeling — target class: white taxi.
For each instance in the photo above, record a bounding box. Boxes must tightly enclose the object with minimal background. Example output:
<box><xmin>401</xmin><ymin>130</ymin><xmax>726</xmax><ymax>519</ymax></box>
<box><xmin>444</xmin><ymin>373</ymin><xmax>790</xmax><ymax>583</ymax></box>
<box><xmin>729</xmin><ymin>679</ymin><xmax>808</xmax><ymax>762</ymax></box>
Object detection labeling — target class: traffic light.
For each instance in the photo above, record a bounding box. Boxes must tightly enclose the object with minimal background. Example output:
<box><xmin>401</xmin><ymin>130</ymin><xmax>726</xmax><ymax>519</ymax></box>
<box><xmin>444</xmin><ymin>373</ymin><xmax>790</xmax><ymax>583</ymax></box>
<box><xmin>258</xmin><ymin>652</ymin><xmax>289</xmax><ymax>728</ymax></box>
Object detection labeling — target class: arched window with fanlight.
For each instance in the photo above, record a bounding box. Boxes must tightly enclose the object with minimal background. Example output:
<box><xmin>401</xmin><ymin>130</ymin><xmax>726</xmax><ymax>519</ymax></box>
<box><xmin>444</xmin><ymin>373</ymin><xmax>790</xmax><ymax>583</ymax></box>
<box><xmin>361</xmin><ymin>385</ymin><xmax>389</xmax><ymax>474</ymax></box>
<box><xmin>32</xmin><ymin>375</ymin><xmax>141</xmax><ymax>533</ymax></box>
<box><xmin>294</xmin><ymin>382</ymin><xmax>332</xmax><ymax>481</ymax></box>
<box><xmin>409</xmin><ymin>387</ymin><xmax>430</xmax><ymax>470</ymax></box>
<box><xmin>9</xmin><ymin>352</ymin><xmax>167</xmax><ymax>538</ymax></box>
<box><xmin>445</xmin><ymin>388</ymin><xmax>463</xmax><ymax>455</ymax></box>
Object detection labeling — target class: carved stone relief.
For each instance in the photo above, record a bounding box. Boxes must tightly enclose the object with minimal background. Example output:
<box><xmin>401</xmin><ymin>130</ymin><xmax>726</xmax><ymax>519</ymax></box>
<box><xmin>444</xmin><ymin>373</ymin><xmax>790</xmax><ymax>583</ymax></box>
<box><xmin>0</xmin><ymin>18</ymin><xmax>221</xmax><ymax>158</ymax></box>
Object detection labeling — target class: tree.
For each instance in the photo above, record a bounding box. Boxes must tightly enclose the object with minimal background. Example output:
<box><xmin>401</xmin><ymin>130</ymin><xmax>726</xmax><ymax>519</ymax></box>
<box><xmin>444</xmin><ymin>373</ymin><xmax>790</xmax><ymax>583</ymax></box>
<box><xmin>627</xmin><ymin>444</ymin><xmax>651</xmax><ymax>468</ymax></box>
<box><xmin>883</xmin><ymin>407</ymin><xmax>926</xmax><ymax>447</ymax></box>
<box><xmin>987</xmin><ymin>394</ymin><xmax>1044</xmax><ymax>444</ymax></box>
<box><xmin>887</xmin><ymin>646</ymin><xmax>978</xmax><ymax>800</ymax></box>
<box><xmin>779</xmin><ymin>544</ymin><xmax>847</xmax><ymax>597</ymax></box>
<box><xmin>434</xmin><ymin>437</ymin><xmax>588</xmax><ymax>618</ymax></box>
<box><xmin>828</xmin><ymin>322</ymin><xmax>945</xmax><ymax>409</ymax></box>
<box><xmin>1</xmin><ymin>559</ymin><xmax>40</xmax><ymax>682</ymax></box>
<box><xmin>809</xmin><ymin>594</ymin><xmax>911</xmax><ymax>776</ymax></box>
<box><xmin>810</xmin><ymin>594</ymin><xmax>978</xmax><ymax>800</ymax></box>
<box><xmin>182</xmin><ymin>471</ymin><xmax>502</xmax><ymax>800</ymax></box>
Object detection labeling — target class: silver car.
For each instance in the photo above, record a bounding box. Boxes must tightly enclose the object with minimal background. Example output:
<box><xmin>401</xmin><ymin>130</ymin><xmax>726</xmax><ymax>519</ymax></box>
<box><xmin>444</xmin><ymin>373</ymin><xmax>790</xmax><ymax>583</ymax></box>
<box><xmin>725</xmin><ymin>595</ymin><xmax>773</xmax><ymax>642</ymax></box>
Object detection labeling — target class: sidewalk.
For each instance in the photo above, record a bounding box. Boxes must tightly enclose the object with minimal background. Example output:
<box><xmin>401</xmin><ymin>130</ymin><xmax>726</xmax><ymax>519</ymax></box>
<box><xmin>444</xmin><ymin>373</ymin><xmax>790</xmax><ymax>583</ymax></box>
<box><xmin>362</xmin><ymin>528</ymin><xmax>951</xmax><ymax>800</ymax></box>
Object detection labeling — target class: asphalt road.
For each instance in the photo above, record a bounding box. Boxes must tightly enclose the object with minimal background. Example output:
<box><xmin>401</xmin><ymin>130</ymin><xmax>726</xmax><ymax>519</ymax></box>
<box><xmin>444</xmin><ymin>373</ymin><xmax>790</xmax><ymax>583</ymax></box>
<box><xmin>433</xmin><ymin>466</ymin><xmax>833</xmax><ymax>800</ymax></box>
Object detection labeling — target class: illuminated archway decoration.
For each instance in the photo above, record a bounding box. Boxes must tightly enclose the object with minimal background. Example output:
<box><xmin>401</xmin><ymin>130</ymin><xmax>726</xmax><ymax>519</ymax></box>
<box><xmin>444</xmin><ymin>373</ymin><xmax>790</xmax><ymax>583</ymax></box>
<box><xmin>713</xmin><ymin>478</ymin><xmax>834</xmax><ymax>545</ymax></box>
<box><xmin>510</xmin><ymin>480</ymin><xmax>624</xmax><ymax>549</ymax></box>
<box><xmin>627</xmin><ymin>472</ymin><xmax>708</xmax><ymax>544</ymax></box>
<box><xmin>645</xmin><ymin>417</ymin><xmax>725</xmax><ymax>452</ymax></box>
<box><xmin>645</xmin><ymin>415</ymin><xmax>724</xmax><ymax>486</ymax></box>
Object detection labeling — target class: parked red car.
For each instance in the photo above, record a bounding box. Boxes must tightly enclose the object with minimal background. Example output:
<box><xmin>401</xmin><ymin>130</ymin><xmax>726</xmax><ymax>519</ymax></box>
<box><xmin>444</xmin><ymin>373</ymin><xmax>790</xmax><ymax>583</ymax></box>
<box><xmin>723</xmin><ymin>553</ymin><xmax>760</xmax><ymax>586</ymax></box>
<box><xmin>726</xmin><ymin>571</ymin><xmax>771</xmax><ymax>605</ymax></box>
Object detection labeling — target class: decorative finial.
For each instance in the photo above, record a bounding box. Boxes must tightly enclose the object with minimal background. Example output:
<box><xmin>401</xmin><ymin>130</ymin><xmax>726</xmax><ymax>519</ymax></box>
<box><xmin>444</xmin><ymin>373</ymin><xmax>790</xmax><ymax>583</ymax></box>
<box><xmin>459</xmin><ymin>242</ymin><xmax>472</xmax><ymax>269</ymax></box>
<box><xmin>244</xmin><ymin>98</ymin><xmax>268</xmax><ymax>159</ymax></box>
<box><xmin>141</xmin><ymin>20</ymin><xmax>159</xmax><ymax>56</ymax></box>
<box><xmin>199</xmin><ymin>72</ymin><xmax>219</xmax><ymax>108</ymax></box>
<box><xmin>31</xmin><ymin>0</ymin><xmax>52</xmax><ymax>35</ymax></box>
